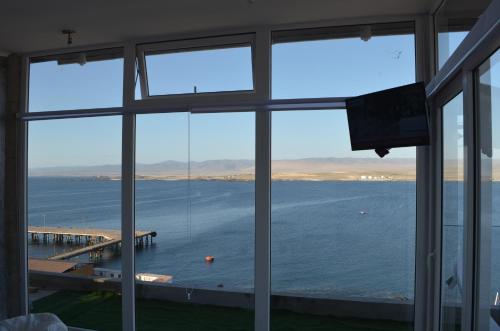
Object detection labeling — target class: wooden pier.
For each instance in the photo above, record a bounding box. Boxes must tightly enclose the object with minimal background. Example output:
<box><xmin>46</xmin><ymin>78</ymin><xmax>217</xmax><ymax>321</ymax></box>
<box><xmin>28</xmin><ymin>226</ymin><xmax>156</xmax><ymax>261</ymax></box>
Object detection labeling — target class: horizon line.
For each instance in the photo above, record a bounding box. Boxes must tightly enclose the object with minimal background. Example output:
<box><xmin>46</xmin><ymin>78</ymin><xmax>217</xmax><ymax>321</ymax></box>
<box><xmin>28</xmin><ymin>156</ymin><xmax>419</xmax><ymax>169</ymax></box>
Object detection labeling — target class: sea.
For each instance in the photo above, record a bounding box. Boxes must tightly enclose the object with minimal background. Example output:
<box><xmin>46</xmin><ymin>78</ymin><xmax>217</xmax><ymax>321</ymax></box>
<box><xmin>27</xmin><ymin>177</ymin><xmax>500</xmax><ymax>302</ymax></box>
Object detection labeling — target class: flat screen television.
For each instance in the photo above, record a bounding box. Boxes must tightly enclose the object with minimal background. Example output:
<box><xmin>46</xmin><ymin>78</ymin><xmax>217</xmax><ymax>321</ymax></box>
<box><xmin>345</xmin><ymin>82</ymin><xmax>430</xmax><ymax>155</ymax></box>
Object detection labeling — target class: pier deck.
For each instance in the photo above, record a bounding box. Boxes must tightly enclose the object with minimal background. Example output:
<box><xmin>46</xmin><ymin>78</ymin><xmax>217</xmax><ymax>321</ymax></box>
<box><xmin>28</xmin><ymin>226</ymin><xmax>156</xmax><ymax>260</ymax></box>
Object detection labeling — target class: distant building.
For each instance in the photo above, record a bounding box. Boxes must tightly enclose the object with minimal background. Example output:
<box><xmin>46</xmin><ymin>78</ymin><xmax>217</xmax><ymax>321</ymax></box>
<box><xmin>94</xmin><ymin>268</ymin><xmax>173</xmax><ymax>283</ymax></box>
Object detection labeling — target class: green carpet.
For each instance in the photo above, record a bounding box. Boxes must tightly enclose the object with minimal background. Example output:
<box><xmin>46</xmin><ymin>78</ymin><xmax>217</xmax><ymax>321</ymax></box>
<box><xmin>32</xmin><ymin>291</ymin><xmax>413</xmax><ymax>331</ymax></box>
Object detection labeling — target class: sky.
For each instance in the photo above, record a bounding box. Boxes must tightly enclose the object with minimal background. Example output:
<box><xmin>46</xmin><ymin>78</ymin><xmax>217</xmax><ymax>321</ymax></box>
<box><xmin>442</xmin><ymin>92</ymin><xmax>464</xmax><ymax>162</ymax></box>
<box><xmin>27</xmin><ymin>31</ymin><xmax>479</xmax><ymax>168</ymax></box>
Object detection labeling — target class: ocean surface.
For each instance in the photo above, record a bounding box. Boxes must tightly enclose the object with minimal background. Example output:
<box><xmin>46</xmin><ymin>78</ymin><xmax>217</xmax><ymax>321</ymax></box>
<box><xmin>27</xmin><ymin>177</ymin><xmax>500</xmax><ymax>302</ymax></box>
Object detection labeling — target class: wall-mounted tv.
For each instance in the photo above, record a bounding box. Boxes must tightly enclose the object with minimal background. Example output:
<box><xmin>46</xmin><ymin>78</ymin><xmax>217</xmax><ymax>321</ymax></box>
<box><xmin>346</xmin><ymin>82</ymin><xmax>430</xmax><ymax>157</ymax></box>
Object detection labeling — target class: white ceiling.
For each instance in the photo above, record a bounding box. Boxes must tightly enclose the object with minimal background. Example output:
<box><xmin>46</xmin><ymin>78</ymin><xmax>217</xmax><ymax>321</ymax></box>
<box><xmin>0</xmin><ymin>0</ymin><xmax>439</xmax><ymax>54</ymax></box>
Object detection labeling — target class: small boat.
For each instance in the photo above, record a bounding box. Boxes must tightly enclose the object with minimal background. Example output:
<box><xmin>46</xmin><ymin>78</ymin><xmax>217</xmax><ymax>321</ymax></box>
<box><xmin>359</xmin><ymin>210</ymin><xmax>368</xmax><ymax>215</ymax></box>
<box><xmin>205</xmin><ymin>255</ymin><xmax>215</xmax><ymax>263</ymax></box>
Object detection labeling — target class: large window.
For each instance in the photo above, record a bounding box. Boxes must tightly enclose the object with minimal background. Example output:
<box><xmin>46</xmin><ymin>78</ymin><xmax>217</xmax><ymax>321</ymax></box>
<box><xmin>29</xmin><ymin>49</ymin><xmax>124</xmax><ymax>112</ymax></box>
<box><xmin>270</xmin><ymin>110</ymin><xmax>416</xmax><ymax>329</ymax></box>
<box><xmin>134</xmin><ymin>112</ymin><xmax>255</xmax><ymax>330</ymax></box>
<box><xmin>477</xmin><ymin>49</ymin><xmax>500</xmax><ymax>330</ymax></box>
<box><xmin>27</xmin><ymin>116</ymin><xmax>123</xmax><ymax>330</ymax></box>
<box><xmin>440</xmin><ymin>92</ymin><xmax>464</xmax><ymax>331</ymax></box>
<box><xmin>272</xmin><ymin>23</ymin><xmax>415</xmax><ymax>99</ymax></box>
<box><xmin>21</xmin><ymin>20</ymin><xmax>427</xmax><ymax>331</ymax></box>
<box><xmin>137</xmin><ymin>36</ymin><xmax>255</xmax><ymax>98</ymax></box>
<box><xmin>269</xmin><ymin>24</ymin><xmax>417</xmax><ymax>329</ymax></box>
<box><xmin>144</xmin><ymin>46</ymin><xmax>253</xmax><ymax>96</ymax></box>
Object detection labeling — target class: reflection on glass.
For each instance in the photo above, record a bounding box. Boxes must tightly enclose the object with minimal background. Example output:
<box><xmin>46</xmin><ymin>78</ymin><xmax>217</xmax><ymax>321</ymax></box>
<box><xmin>477</xmin><ymin>49</ymin><xmax>500</xmax><ymax>330</ymax></box>
<box><xmin>28</xmin><ymin>117</ymin><xmax>122</xmax><ymax>330</ymax></box>
<box><xmin>145</xmin><ymin>46</ymin><xmax>254</xmax><ymax>96</ymax></box>
<box><xmin>271</xmin><ymin>110</ymin><xmax>416</xmax><ymax>330</ymax></box>
<box><xmin>437</xmin><ymin>31</ymin><xmax>469</xmax><ymax>69</ymax></box>
<box><xmin>272</xmin><ymin>29</ymin><xmax>415</xmax><ymax>99</ymax></box>
<box><xmin>433</xmin><ymin>0</ymin><xmax>492</xmax><ymax>69</ymax></box>
<box><xmin>441</xmin><ymin>92</ymin><xmax>464</xmax><ymax>331</ymax></box>
<box><xmin>29</xmin><ymin>51</ymin><xmax>124</xmax><ymax>112</ymax></box>
<box><xmin>135</xmin><ymin>112</ymin><xmax>255</xmax><ymax>330</ymax></box>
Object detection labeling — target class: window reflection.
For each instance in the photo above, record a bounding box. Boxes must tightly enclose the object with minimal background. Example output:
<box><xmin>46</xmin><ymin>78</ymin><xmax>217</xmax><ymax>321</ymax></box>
<box><xmin>441</xmin><ymin>92</ymin><xmax>464</xmax><ymax>331</ymax></box>
<box><xmin>478</xmin><ymin>49</ymin><xmax>500</xmax><ymax>330</ymax></box>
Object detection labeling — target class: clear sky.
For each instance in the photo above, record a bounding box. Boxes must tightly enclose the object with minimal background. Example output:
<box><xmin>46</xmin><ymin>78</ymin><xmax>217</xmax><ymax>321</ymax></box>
<box><xmin>28</xmin><ymin>32</ymin><xmax>437</xmax><ymax>167</ymax></box>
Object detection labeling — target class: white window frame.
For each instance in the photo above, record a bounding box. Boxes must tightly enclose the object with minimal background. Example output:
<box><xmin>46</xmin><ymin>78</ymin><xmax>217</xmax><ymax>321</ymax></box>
<box><xmin>19</xmin><ymin>8</ymin><xmax>500</xmax><ymax>329</ymax></box>
<box><xmin>136</xmin><ymin>34</ymin><xmax>257</xmax><ymax>99</ymax></box>
<box><xmin>433</xmin><ymin>77</ymin><xmax>465</xmax><ymax>331</ymax></box>
<box><xmin>425</xmin><ymin>1</ymin><xmax>500</xmax><ymax>331</ymax></box>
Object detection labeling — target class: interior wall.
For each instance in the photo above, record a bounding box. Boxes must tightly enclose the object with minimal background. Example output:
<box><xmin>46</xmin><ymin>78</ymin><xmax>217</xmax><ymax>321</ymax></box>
<box><xmin>2</xmin><ymin>55</ymin><xmax>23</xmax><ymax>318</ymax></box>
<box><xmin>0</xmin><ymin>55</ymin><xmax>6</xmax><ymax>320</ymax></box>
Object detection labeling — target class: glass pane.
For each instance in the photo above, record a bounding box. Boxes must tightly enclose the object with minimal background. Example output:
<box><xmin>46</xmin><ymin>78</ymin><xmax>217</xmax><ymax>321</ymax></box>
<box><xmin>434</xmin><ymin>0</ymin><xmax>492</xmax><ymax>69</ymax></box>
<box><xmin>29</xmin><ymin>50</ymin><xmax>124</xmax><ymax>112</ymax></box>
<box><xmin>272</xmin><ymin>29</ymin><xmax>415</xmax><ymax>99</ymax></box>
<box><xmin>477</xmin><ymin>49</ymin><xmax>500</xmax><ymax>330</ymax></box>
<box><xmin>271</xmin><ymin>110</ymin><xmax>416</xmax><ymax>330</ymax></box>
<box><xmin>145</xmin><ymin>46</ymin><xmax>254</xmax><ymax>96</ymax></box>
<box><xmin>437</xmin><ymin>31</ymin><xmax>469</xmax><ymax>69</ymax></box>
<box><xmin>441</xmin><ymin>92</ymin><xmax>464</xmax><ymax>331</ymax></box>
<box><xmin>135</xmin><ymin>112</ymin><xmax>255</xmax><ymax>330</ymax></box>
<box><xmin>28</xmin><ymin>117</ymin><xmax>122</xmax><ymax>330</ymax></box>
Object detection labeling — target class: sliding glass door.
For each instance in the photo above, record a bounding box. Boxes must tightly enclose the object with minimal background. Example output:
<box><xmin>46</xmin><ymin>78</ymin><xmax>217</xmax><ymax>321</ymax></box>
<box><xmin>441</xmin><ymin>92</ymin><xmax>465</xmax><ymax>331</ymax></box>
<box><xmin>134</xmin><ymin>112</ymin><xmax>255</xmax><ymax>330</ymax></box>
<box><xmin>477</xmin><ymin>49</ymin><xmax>500</xmax><ymax>331</ymax></box>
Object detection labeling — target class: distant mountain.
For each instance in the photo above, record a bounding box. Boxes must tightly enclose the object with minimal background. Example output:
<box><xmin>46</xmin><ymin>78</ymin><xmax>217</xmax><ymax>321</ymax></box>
<box><xmin>28</xmin><ymin>157</ymin><xmax>420</xmax><ymax>181</ymax></box>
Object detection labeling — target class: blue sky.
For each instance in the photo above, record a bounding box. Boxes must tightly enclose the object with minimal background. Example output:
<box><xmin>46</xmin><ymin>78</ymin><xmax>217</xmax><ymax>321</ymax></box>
<box><xmin>29</xmin><ymin>33</ymin><xmax>430</xmax><ymax>167</ymax></box>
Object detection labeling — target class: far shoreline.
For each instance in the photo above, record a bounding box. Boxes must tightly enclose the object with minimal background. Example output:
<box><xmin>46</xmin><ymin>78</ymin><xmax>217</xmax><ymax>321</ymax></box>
<box><xmin>28</xmin><ymin>174</ymin><xmax>419</xmax><ymax>182</ymax></box>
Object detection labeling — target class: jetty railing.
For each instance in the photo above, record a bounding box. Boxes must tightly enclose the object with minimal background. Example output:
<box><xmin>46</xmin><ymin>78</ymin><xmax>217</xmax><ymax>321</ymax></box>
<box><xmin>28</xmin><ymin>226</ymin><xmax>156</xmax><ymax>260</ymax></box>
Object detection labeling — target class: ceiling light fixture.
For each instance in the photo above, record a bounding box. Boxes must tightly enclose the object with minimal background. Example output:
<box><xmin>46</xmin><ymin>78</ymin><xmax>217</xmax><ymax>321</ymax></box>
<box><xmin>62</xmin><ymin>29</ymin><xmax>76</xmax><ymax>45</ymax></box>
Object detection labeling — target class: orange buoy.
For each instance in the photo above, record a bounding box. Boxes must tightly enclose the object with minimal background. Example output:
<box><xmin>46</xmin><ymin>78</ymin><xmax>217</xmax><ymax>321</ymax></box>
<box><xmin>205</xmin><ymin>255</ymin><xmax>215</xmax><ymax>263</ymax></box>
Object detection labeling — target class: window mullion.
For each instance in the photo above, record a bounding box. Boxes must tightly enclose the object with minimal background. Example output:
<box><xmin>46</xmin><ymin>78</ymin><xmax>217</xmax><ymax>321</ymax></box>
<box><xmin>121</xmin><ymin>114</ymin><xmax>136</xmax><ymax>331</ymax></box>
<box><xmin>122</xmin><ymin>42</ymin><xmax>137</xmax><ymax>331</ymax></box>
<box><xmin>255</xmin><ymin>110</ymin><xmax>271</xmax><ymax>331</ymax></box>
<box><xmin>461</xmin><ymin>70</ymin><xmax>476</xmax><ymax>331</ymax></box>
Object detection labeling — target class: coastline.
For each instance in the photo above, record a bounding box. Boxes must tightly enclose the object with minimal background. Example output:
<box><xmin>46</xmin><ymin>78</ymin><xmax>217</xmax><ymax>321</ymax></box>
<box><xmin>28</xmin><ymin>173</ymin><xmax>419</xmax><ymax>182</ymax></box>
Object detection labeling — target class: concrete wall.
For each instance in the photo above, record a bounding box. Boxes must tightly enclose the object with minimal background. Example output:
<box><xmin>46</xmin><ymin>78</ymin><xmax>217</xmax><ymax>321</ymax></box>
<box><xmin>0</xmin><ymin>56</ymin><xmax>6</xmax><ymax>320</ymax></box>
<box><xmin>2</xmin><ymin>55</ymin><xmax>23</xmax><ymax>318</ymax></box>
<box><xmin>30</xmin><ymin>271</ymin><xmax>415</xmax><ymax>322</ymax></box>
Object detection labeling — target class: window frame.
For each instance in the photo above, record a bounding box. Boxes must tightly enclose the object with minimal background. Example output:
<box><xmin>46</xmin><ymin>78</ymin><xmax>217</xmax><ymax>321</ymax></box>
<box><xmin>270</xmin><ymin>21</ymin><xmax>417</xmax><ymax>100</ymax></box>
<box><xmin>136</xmin><ymin>34</ymin><xmax>257</xmax><ymax>99</ymax></box>
<box><xmin>18</xmin><ymin>20</ymin><xmax>422</xmax><ymax>331</ymax></box>
<box><xmin>426</xmin><ymin>2</ymin><xmax>500</xmax><ymax>330</ymax></box>
<box><xmin>16</xmin><ymin>6</ymin><xmax>500</xmax><ymax>328</ymax></box>
<box><xmin>436</xmin><ymin>80</ymin><xmax>465</xmax><ymax>331</ymax></box>
<box><xmin>27</xmin><ymin>47</ymin><xmax>126</xmax><ymax>113</ymax></box>
<box><xmin>473</xmin><ymin>48</ymin><xmax>500</xmax><ymax>331</ymax></box>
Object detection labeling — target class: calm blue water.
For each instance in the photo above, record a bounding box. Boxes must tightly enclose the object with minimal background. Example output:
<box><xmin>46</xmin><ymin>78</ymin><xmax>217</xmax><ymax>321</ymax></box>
<box><xmin>26</xmin><ymin>177</ymin><xmax>500</xmax><ymax>301</ymax></box>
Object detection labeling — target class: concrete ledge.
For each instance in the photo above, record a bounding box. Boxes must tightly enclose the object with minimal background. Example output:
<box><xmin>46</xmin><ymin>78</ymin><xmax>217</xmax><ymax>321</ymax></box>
<box><xmin>30</xmin><ymin>271</ymin><xmax>414</xmax><ymax>322</ymax></box>
<box><xmin>271</xmin><ymin>292</ymin><xmax>413</xmax><ymax>322</ymax></box>
<box><xmin>30</xmin><ymin>271</ymin><xmax>122</xmax><ymax>293</ymax></box>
